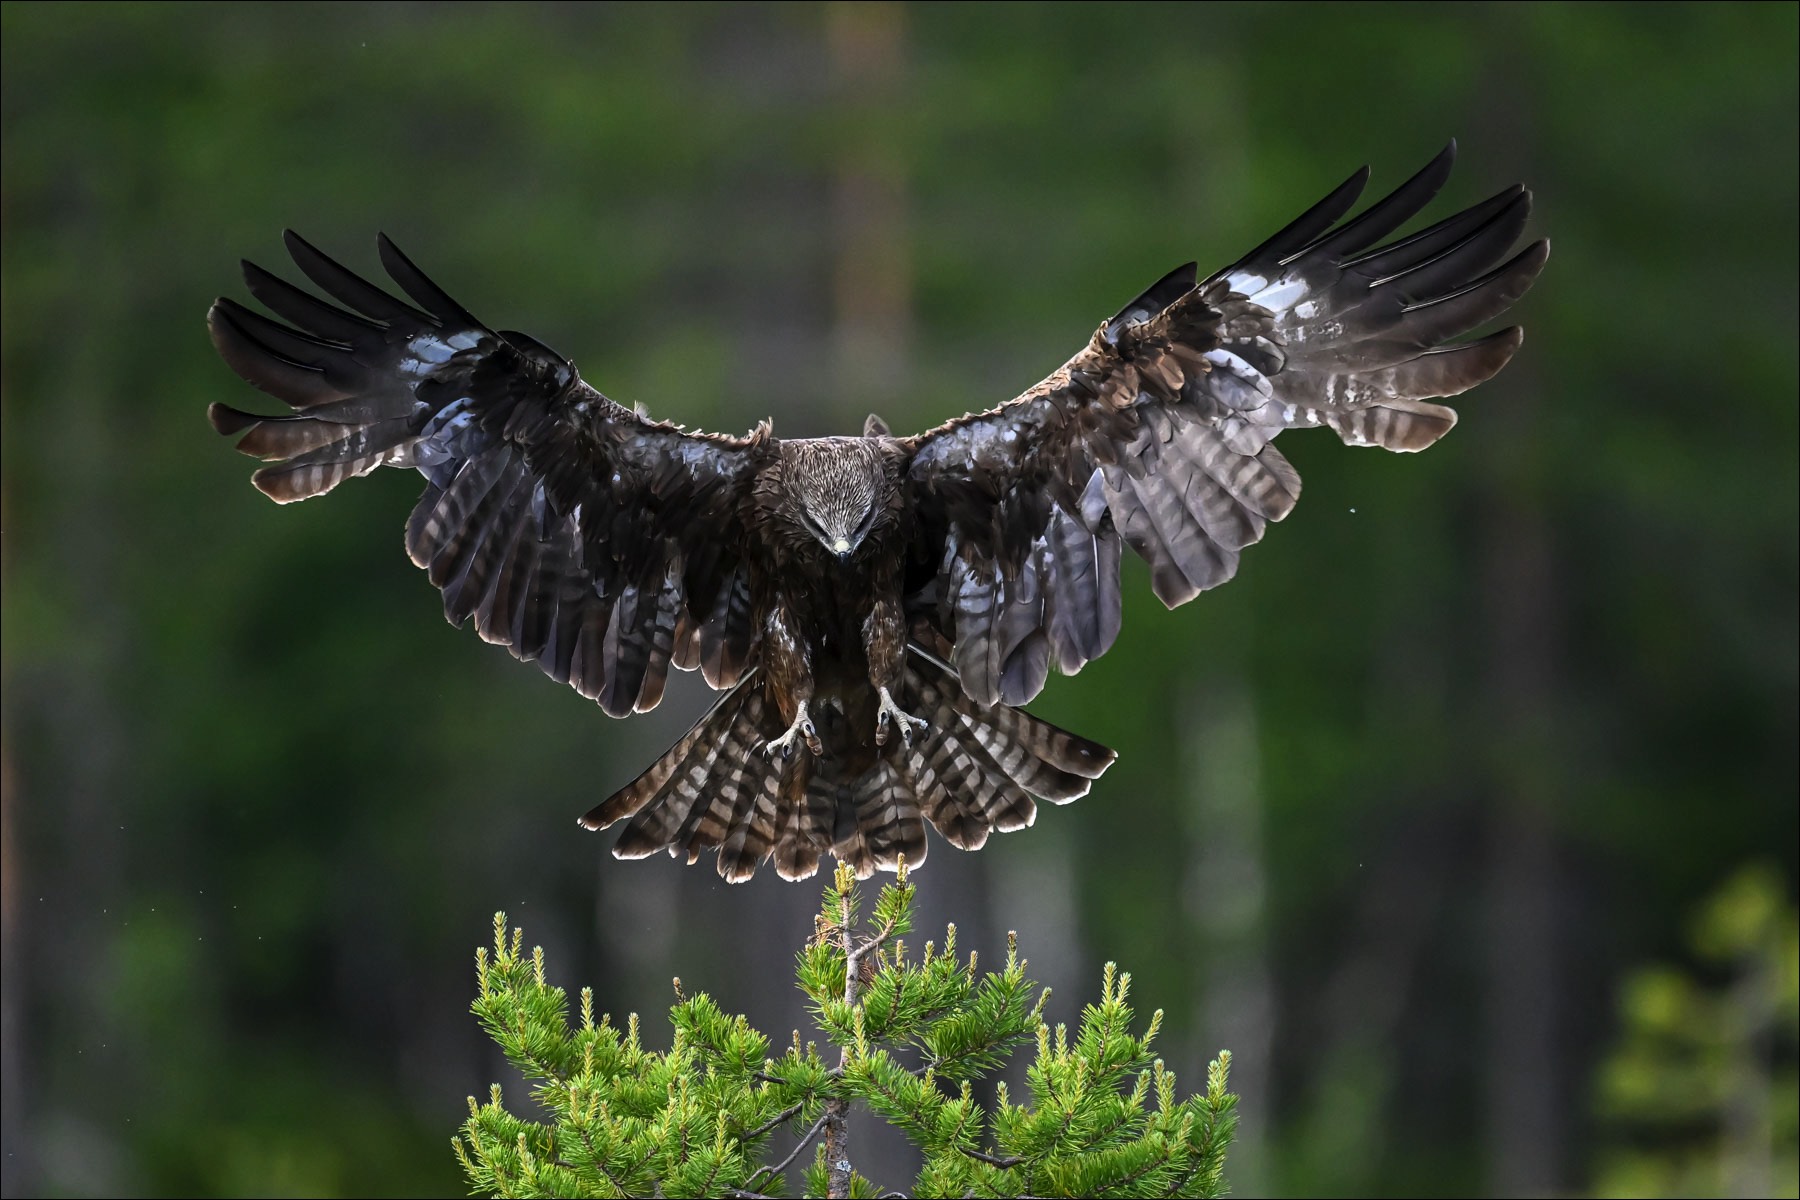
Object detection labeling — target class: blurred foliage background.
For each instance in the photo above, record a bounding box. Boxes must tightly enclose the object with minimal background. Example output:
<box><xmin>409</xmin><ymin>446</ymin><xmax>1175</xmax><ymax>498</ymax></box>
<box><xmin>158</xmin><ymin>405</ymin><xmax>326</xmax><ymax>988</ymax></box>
<box><xmin>2</xmin><ymin>3</ymin><xmax>1795</xmax><ymax>1196</ymax></box>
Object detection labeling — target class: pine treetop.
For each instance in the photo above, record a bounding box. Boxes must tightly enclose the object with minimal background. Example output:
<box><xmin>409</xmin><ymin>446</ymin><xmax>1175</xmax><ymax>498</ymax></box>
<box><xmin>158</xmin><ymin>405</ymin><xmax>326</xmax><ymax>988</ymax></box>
<box><xmin>457</xmin><ymin>862</ymin><xmax>1237</xmax><ymax>1199</ymax></box>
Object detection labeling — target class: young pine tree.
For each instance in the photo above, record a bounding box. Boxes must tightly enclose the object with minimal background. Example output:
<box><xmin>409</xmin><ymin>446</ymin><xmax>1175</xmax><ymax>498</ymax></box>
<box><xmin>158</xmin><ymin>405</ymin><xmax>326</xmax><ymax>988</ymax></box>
<box><xmin>455</xmin><ymin>862</ymin><xmax>1237</xmax><ymax>1199</ymax></box>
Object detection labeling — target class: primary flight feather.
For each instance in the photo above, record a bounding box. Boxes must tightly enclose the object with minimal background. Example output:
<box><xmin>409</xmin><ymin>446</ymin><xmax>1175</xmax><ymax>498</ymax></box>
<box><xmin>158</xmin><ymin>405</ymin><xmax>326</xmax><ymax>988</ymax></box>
<box><xmin>207</xmin><ymin>142</ymin><xmax>1546</xmax><ymax>882</ymax></box>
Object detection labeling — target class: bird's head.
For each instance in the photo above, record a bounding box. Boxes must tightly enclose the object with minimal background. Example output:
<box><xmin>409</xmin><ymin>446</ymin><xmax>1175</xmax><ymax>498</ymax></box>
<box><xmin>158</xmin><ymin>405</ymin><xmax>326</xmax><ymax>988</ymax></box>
<box><xmin>784</xmin><ymin>438</ymin><xmax>886</xmax><ymax>560</ymax></box>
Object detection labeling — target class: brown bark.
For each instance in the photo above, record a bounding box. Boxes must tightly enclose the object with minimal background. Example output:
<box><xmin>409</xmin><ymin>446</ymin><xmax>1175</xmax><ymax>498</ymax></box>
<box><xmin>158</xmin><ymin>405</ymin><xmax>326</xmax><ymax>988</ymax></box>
<box><xmin>823</xmin><ymin>885</ymin><xmax>862</xmax><ymax>1199</ymax></box>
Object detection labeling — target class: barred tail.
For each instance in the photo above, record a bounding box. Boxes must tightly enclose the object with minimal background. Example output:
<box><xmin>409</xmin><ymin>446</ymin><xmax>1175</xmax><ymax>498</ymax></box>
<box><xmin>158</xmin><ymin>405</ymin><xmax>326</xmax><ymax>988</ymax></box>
<box><xmin>577</xmin><ymin>672</ymin><xmax>801</xmax><ymax>884</ymax></box>
<box><xmin>578</xmin><ymin>653</ymin><xmax>1115</xmax><ymax>884</ymax></box>
<box><xmin>889</xmin><ymin>651</ymin><xmax>1115</xmax><ymax>864</ymax></box>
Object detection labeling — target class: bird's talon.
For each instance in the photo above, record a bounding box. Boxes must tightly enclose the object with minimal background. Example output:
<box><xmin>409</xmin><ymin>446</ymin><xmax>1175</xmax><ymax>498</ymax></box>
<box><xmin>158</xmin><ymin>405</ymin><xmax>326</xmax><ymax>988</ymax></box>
<box><xmin>876</xmin><ymin>687</ymin><xmax>928</xmax><ymax>750</ymax></box>
<box><xmin>764</xmin><ymin>701</ymin><xmax>817</xmax><ymax>760</ymax></box>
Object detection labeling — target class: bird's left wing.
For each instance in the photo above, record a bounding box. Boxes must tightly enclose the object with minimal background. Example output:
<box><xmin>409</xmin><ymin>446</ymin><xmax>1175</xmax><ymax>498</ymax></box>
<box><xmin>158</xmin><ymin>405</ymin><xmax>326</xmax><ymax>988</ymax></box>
<box><xmin>208</xmin><ymin>233</ymin><xmax>770</xmax><ymax>716</ymax></box>
<box><xmin>902</xmin><ymin>144</ymin><xmax>1546</xmax><ymax>707</ymax></box>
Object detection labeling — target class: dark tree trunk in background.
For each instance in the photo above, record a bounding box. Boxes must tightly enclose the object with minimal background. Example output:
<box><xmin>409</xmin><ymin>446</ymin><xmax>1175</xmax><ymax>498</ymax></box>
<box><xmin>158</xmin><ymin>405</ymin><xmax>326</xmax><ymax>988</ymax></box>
<box><xmin>1480</xmin><ymin>374</ymin><xmax>1564</xmax><ymax>1196</ymax></box>
<box><xmin>828</xmin><ymin>0</ymin><xmax>912</xmax><ymax>417</ymax></box>
<box><xmin>3</xmin><ymin>186</ymin><xmax>135</xmax><ymax>1196</ymax></box>
<box><xmin>1475</xmin><ymin>41</ymin><xmax>1566</xmax><ymax>1193</ymax></box>
<box><xmin>1183</xmin><ymin>681</ymin><xmax>1272</xmax><ymax>1198</ymax></box>
<box><xmin>1</xmin><ymin>679</ymin><xmax>21</xmax><ymax>1198</ymax></box>
<box><xmin>1</xmin><ymin>269</ymin><xmax>22</xmax><ymax>1194</ymax></box>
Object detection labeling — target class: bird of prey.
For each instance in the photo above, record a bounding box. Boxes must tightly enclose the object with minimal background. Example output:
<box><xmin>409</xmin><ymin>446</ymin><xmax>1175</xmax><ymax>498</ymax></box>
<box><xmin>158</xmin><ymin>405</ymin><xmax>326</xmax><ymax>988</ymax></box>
<box><xmin>207</xmin><ymin>143</ymin><xmax>1545</xmax><ymax>882</ymax></box>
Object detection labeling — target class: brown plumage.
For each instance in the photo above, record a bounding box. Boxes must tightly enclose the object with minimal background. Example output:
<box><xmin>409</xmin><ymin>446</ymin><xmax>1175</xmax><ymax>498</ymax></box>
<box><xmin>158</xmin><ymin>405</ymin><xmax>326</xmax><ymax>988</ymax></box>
<box><xmin>206</xmin><ymin>142</ymin><xmax>1546</xmax><ymax>881</ymax></box>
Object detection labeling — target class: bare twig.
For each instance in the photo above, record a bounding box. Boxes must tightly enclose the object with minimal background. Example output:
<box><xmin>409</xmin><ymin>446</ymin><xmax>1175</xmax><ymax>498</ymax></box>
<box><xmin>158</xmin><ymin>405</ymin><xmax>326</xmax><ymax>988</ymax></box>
<box><xmin>741</xmin><ymin>1100</ymin><xmax>805</xmax><ymax>1145</ymax></box>
<box><xmin>854</xmin><ymin>915</ymin><xmax>903</xmax><ymax>959</ymax></box>
<box><xmin>963</xmin><ymin>1147</ymin><xmax>1024</xmax><ymax>1169</ymax></box>
<box><xmin>746</xmin><ymin>1108</ymin><xmax>833</xmax><ymax>1191</ymax></box>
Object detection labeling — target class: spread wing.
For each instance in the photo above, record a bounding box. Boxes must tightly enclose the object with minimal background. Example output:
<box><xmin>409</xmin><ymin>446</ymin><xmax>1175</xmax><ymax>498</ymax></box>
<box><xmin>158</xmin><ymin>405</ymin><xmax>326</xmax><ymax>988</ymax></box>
<box><xmin>207</xmin><ymin>233</ymin><xmax>769</xmax><ymax>717</ymax></box>
<box><xmin>902</xmin><ymin>142</ymin><xmax>1548</xmax><ymax>707</ymax></box>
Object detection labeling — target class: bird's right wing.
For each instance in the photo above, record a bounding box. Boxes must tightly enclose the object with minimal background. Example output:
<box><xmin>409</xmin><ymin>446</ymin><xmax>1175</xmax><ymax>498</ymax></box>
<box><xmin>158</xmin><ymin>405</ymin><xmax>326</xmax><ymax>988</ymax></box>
<box><xmin>208</xmin><ymin>233</ymin><xmax>771</xmax><ymax>716</ymax></box>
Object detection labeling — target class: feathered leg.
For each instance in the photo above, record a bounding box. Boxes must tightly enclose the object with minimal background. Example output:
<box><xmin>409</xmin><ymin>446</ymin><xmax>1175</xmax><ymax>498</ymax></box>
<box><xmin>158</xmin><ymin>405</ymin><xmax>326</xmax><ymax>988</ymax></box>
<box><xmin>761</xmin><ymin>601</ymin><xmax>822</xmax><ymax>758</ymax></box>
<box><xmin>865</xmin><ymin>597</ymin><xmax>927</xmax><ymax>746</ymax></box>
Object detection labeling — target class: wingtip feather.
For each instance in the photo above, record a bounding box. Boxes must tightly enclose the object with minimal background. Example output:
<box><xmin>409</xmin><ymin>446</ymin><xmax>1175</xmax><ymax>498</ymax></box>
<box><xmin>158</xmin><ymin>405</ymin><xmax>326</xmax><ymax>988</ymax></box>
<box><xmin>248</xmin><ymin>465</ymin><xmax>315</xmax><ymax>504</ymax></box>
<box><xmin>208</xmin><ymin>299</ymin><xmax>343</xmax><ymax>406</ymax></box>
<box><xmin>376</xmin><ymin>232</ymin><xmax>480</xmax><ymax>325</ymax></box>
<box><xmin>207</xmin><ymin>400</ymin><xmax>259</xmax><ymax>436</ymax></box>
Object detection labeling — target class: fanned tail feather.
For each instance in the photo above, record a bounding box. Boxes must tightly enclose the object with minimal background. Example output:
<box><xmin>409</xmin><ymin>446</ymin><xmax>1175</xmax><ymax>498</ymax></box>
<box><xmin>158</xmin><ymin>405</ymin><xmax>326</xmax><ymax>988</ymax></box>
<box><xmin>580</xmin><ymin>674</ymin><xmax>790</xmax><ymax>882</ymax></box>
<box><xmin>578</xmin><ymin>652</ymin><xmax>1115</xmax><ymax>883</ymax></box>
<box><xmin>824</xmin><ymin>760</ymin><xmax>928</xmax><ymax>881</ymax></box>
<box><xmin>890</xmin><ymin>651</ymin><xmax>1114</xmax><ymax>871</ymax></box>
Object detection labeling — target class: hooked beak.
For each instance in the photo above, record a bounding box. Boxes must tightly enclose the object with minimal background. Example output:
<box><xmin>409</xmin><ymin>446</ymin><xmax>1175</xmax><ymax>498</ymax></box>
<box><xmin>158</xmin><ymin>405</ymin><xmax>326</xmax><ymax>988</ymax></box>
<box><xmin>832</xmin><ymin>538</ymin><xmax>852</xmax><ymax>559</ymax></box>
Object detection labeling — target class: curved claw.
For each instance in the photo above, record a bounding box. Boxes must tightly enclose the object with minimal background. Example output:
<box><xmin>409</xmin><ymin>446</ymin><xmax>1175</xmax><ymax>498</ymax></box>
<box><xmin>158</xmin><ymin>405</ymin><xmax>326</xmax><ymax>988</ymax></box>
<box><xmin>875</xmin><ymin>686</ymin><xmax>929</xmax><ymax>749</ymax></box>
<box><xmin>764</xmin><ymin>700</ymin><xmax>822</xmax><ymax>760</ymax></box>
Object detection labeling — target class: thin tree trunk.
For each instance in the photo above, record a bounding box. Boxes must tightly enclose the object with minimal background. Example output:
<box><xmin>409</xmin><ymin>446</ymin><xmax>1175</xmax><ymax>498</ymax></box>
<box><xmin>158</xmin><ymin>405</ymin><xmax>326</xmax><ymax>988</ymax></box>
<box><xmin>1183</xmin><ymin>681</ymin><xmax>1273</xmax><ymax>1198</ymax></box>
<box><xmin>5</xmin><ymin>179</ymin><xmax>134</xmax><ymax>1196</ymax></box>
<box><xmin>1475</xmin><ymin>40</ymin><xmax>1565</xmax><ymax>1191</ymax></box>
<box><xmin>824</xmin><ymin>883</ymin><xmax>863</xmax><ymax>1199</ymax></box>
<box><xmin>827</xmin><ymin>0</ymin><xmax>911</xmax><ymax>420</ymax></box>
<box><xmin>0</xmin><ymin>235</ymin><xmax>23</xmax><ymax>1188</ymax></box>
<box><xmin>1480</xmin><ymin>467</ymin><xmax>1562</xmax><ymax>1197</ymax></box>
<box><xmin>0</xmin><ymin>701</ymin><xmax>22</xmax><ymax>1197</ymax></box>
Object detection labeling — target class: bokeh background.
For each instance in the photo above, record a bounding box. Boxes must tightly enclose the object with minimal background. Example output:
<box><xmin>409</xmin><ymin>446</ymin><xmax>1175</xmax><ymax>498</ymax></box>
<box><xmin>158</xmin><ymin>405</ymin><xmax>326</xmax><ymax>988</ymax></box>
<box><xmin>3</xmin><ymin>3</ymin><xmax>1795</xmax><ymax>1196</ymax></box>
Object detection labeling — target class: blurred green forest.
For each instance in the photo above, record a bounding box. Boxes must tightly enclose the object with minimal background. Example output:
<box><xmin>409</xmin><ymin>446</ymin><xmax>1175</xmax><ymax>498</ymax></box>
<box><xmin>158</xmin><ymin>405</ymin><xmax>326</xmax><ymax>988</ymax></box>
<box><xmin>1</xmin><ymin>3</ymin><xmax>1794</xmax><ymax>1196</ymax></box>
